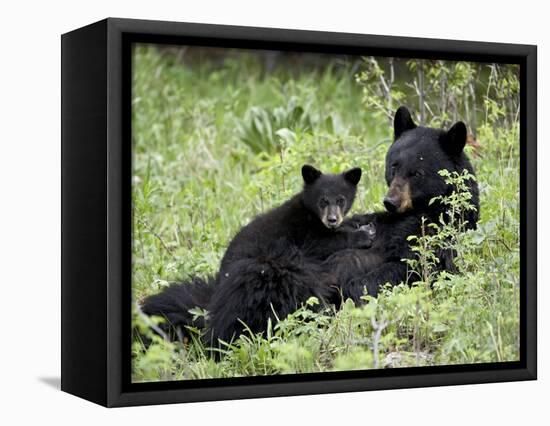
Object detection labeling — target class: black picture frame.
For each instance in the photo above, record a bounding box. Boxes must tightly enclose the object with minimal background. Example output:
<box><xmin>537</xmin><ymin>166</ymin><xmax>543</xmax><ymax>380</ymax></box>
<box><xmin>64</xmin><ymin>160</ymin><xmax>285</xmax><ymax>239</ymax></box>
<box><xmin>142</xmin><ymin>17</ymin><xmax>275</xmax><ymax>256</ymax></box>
<box><xmin>61</xmin><ymin>17</ymin><xmax>537</xmax><ymax>407</ymax></box>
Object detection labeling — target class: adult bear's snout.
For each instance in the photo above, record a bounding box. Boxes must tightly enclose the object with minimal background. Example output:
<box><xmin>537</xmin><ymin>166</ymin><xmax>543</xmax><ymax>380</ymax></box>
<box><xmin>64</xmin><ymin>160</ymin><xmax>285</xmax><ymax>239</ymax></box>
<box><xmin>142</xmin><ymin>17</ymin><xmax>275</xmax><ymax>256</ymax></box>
<box><xmin>384</xmin><ymin>176</ymin><xmax>413</xmax><ymax>213</ymax></box>
<box><xmin>383</xmin><ymin>196</ymin><xmax>399</xmax><ymax>213</ymax></box>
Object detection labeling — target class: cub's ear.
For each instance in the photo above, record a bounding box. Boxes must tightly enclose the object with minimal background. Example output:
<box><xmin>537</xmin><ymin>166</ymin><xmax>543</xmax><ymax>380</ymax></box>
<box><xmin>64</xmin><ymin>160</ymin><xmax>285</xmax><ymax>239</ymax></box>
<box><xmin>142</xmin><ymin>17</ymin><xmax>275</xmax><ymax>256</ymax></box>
<box><xmin>394</xmin><ymin>106</ymin><xmax>417</xmax><ymax>140</ymax></box>
<box><xmin>441</xmin><ymin>121</ymin><xmax>467</xmax><ymax>156</ymax></box>
<box><xmin>343</xmin><ymin>167</ymin><xmax>362</xmax><ymax>185</ymax></box>
<box><xmin>302</xmin><ymin>164</ymin><xmax>322</xmax><ymax>184</ymax></box>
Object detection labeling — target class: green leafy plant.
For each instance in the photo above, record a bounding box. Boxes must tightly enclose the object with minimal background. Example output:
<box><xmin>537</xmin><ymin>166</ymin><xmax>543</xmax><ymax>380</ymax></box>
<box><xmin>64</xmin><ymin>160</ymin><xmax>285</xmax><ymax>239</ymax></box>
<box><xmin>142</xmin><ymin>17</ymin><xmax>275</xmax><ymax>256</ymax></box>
<box><xmin>237</xmin><ymin>97</ymin><xmax>315</xmax><ymax>153</ymax></box>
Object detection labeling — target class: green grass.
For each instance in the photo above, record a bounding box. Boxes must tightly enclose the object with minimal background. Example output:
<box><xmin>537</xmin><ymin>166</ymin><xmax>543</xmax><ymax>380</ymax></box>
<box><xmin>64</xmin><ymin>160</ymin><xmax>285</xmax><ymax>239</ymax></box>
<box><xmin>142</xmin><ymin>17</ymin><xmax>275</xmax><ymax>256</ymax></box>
<box><xmin>131</xmin><ymin>45</ymin><xmax>520</xmax><ymax>382</ymax></box>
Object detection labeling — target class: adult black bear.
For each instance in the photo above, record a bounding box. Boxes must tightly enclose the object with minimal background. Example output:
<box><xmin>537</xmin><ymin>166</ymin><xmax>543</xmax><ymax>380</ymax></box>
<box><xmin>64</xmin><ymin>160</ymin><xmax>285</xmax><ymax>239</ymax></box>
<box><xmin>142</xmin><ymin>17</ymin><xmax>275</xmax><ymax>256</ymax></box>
<box><xmin>142</xmin><ymin>165</ymin><xmax>375</xmax><ymax>344</ymax></box>
<box><xmin>327</xmin><ymin>106</ymin><xmax>480</xmax><ymax>301</ymax></box>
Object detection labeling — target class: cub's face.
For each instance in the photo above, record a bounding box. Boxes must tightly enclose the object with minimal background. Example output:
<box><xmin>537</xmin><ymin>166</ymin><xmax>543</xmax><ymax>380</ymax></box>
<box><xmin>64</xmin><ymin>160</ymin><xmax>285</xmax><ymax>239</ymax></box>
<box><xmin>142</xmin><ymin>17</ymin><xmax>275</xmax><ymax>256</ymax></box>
<box><xmin>384</xmin><ymin>106</ymin><xmax>469</xmax><ymax>214</ymax></box>
<box><xmin>301</xmin><ymin>165</ymin><xmax>362</xmax><ymax>229</ymax></box>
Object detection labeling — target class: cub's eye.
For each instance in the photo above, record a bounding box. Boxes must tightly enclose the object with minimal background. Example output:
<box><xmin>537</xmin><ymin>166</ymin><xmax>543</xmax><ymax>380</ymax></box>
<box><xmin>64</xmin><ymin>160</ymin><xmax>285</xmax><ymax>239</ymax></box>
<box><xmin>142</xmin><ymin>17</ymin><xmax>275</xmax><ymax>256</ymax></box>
<box><xmin>336</xmin><ymin>197</ymin><xmax>346</xmax><ymax>207</ymax></box>
<box><xmin>410</xmin><ymin>170</ymin><xmax>424</xmax><ymax>178</ymax></box>
<box><xmin>319</xmin><ymin>198</ymin><xmax>329</xmax><ymax>208</ymax></box>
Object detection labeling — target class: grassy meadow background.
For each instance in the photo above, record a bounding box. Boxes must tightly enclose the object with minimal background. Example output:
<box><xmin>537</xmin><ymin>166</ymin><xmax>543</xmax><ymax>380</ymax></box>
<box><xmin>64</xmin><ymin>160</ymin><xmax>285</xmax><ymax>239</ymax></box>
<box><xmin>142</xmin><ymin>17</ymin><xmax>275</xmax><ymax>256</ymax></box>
<box><xmin>131</xmin><ymin>44</ymin><xmax>520</xmax><ymax>382</ymax></box>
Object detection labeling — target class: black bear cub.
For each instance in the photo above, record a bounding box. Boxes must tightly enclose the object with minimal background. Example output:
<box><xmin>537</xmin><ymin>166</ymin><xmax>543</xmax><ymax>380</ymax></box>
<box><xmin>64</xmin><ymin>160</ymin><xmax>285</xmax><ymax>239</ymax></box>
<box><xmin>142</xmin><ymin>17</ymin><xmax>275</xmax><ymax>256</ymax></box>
<box><xmin>328</xmin><ymin>106</ymin><xmax>480</xmax><ymax>301</ymax></box>
<box><xmin>142</xmin><ymin>165</ymin><xmax>375</xmax><ymax>345</ymax></box>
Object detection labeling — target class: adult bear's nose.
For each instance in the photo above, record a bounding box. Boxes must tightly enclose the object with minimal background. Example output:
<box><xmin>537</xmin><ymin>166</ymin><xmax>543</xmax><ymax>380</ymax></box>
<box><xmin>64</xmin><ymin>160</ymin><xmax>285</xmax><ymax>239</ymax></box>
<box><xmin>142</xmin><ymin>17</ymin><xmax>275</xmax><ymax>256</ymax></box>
<box><xmin>383</xmin><ymin>197</ymin><xmax>399</xmax><ymax>213</ymax></box>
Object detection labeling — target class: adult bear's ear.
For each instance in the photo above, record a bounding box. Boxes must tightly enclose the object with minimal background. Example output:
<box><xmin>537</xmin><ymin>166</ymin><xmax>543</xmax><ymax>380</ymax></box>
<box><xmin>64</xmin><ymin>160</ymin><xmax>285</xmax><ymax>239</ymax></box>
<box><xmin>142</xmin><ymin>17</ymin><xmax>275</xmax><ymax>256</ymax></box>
<box><xmin>302</xmin><ymin>164</ymin><xmax>322</xmax><ymax>184</ymax></box>
<box><xmin>343</xmin><ymin>167</ymin><xmax>362</xmax><ymax>186</ymax></box>
<box><xmin>442</xmin><ymin>121</ymin><xmax>467</xmax><ymax>156</ymax></box>
<box><xmin>394</xmin><ymin>106</ymin><xmax>417</xmax><ymax>140</ymax></box>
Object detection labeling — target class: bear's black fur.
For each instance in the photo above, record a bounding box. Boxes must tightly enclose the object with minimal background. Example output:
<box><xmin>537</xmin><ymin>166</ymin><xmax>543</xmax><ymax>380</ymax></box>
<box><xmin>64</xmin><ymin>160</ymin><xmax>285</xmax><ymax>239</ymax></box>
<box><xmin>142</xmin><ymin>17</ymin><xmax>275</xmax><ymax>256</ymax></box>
<box><xmin>140</xmin><ymin>276</ymin><xmax>216</xmax><ymax>341</ymax></box>
<box><xmin>327</xmin><ymin>106</ymin><xmax>480</xmax><ymax>301</ymax></box>
<box><xmin>142</xmin><ymin>165</ymin><xmax>375</xmax><ymax>344</ymax></box>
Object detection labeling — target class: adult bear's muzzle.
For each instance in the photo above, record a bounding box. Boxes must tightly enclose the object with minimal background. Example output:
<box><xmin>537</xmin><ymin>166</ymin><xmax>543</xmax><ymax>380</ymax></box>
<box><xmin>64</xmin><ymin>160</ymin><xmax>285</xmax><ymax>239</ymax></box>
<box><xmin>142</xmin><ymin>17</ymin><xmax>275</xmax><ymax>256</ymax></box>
<box><xmin>384</xmin><ymin>176</ymin><xmax>413</xmax><ymax>213</ymax></box>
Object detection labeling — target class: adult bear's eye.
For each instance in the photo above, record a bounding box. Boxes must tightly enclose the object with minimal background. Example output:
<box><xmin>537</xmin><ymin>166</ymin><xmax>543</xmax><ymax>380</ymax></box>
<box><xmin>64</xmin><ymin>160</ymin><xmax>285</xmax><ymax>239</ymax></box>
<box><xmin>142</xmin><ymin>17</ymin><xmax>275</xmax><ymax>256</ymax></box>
<box><xmin>336</xmin><ymin>197</ymin><xmax>346</xmax><ymax>207</ymax></box>
<box><xmin>319</xmin><ymin>198</ymin><xmax>329</xmax><ymax>208</ymax></box>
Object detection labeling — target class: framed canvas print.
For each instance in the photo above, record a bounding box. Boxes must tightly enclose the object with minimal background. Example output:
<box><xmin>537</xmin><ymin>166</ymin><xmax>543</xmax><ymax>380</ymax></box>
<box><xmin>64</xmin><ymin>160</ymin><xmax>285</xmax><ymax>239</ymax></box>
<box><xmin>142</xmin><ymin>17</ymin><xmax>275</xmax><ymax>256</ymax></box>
<box><xmin>61</xmin><ymin>18</ymin><xmax>537</xmax><ymax>407</ymax></box>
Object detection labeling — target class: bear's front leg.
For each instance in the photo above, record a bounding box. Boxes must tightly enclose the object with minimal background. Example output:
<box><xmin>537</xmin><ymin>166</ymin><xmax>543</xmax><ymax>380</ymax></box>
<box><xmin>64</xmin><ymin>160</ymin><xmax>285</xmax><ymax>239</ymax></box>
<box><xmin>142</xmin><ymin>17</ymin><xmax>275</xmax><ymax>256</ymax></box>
<box><xmin>302</xmin><ymin>223</ymin><xmax>376</xmax><ymax>260</ymax></box>
<box><xmin>348</xmin><ymin>222</ymin><xmax>377</xmax><ymax>249</ymax></box>
<box><xmin>341</xmin><ymin>213</ymin><xmax>377</xmax><ymax>230</ymax></box>
<box><xmin>342</xmin><ymin>260</ymin><xmax>408</xmax><ymax>302</ymax></box>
